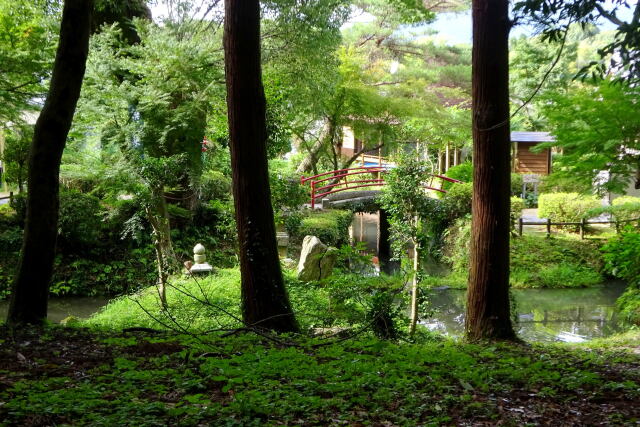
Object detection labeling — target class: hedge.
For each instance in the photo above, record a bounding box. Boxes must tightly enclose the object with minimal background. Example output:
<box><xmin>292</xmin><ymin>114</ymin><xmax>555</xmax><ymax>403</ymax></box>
<box><xmin>292</xmin><ymin>209</ymin><xmax>354</xmax><ymax>247</ymax></box>
<box><xmin>538</xmin><ymin>192</ymin><xmax>601</xmax><ymax>224</ymax></box>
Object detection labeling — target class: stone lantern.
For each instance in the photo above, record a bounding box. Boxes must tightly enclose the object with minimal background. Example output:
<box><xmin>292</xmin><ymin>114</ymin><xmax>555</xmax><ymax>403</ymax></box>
<box><xmin>190</xmin><ymin>243</ymin><xmax>213</xmax><ymax>274</ymax></box>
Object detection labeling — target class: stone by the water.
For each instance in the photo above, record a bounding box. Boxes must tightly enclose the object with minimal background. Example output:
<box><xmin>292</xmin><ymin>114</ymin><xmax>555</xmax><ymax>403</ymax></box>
<box><xmin>297</xmin><ymin>235</ymin><xmax>338</xmax><ymax>281</ymax></box>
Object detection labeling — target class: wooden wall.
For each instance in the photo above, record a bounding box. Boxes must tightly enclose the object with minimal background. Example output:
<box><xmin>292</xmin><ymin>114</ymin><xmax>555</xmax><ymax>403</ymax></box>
<box><xmin>513</xmin><ymin>142</ymin><xmax>550</xmax><ymax>175</ymax></box>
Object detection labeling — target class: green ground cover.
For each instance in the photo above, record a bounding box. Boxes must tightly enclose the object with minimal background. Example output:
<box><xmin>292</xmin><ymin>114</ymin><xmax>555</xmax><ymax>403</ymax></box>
<box><xmin>429</xmin><ymin>232</ymin><xmax>608</xmax><ymax>289</ymax></box>
<box><xmin>0</xmin><ymin>325</ymin><xmax>638</xmax><ymax>426</ymax></box>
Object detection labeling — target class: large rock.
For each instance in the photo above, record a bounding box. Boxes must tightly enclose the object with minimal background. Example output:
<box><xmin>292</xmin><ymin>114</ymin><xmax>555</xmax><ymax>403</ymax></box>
<box><xmin>297</xmin><ymin>235</ymin><xmax>338</xmax><ymax>281</ymax></box>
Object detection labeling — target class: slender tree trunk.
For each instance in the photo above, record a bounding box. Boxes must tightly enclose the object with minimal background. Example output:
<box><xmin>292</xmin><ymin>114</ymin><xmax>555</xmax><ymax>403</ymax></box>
<box><xmin>224</xmin><ymin>0</ymin><xmax>298</xmax><ymax>332</ymax></box>
<box><xmin>146</xmin><ymin>187</ymin><xmax>177</xmax><ymax>308</ymax></box>
<box><xmin>465</xmin><ymin>0</ymin><xmax>515</xmax><ymax>341</ymax></box>
<box><xmin>409</xmin><ymin>236</ymin><xmax>419</xmax><ymax>336</ymax></box>
<box><xmin>377</xmin><ymin>209</ymin><xmax>398</xmax><ymax>275</ymax></box>
<box><xmin>7</xmin><ymin>0</ymin><xmax>93</xmax><ymax>325</ymax></box>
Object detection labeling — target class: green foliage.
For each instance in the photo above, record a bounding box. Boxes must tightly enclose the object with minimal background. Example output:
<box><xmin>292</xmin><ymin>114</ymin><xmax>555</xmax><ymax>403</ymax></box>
<box><xmin>510</xmin><ymin>196</ymin><xmax>525</xmax><ymax>229</ymax></box>
<box><xmin>512</xmin><ymin>263</ymin><xmax>603</xmax><ymax>289</ymax></box>
<box><xmin>380</xmin><ymin>154</ymin><xmax>443</xmax><ymax>259</ymax></box>
<box><xmin>511</xmin><ymin>173</ymin><xmax>523</xmax><ymax>197</ymax></box>
<box><xmin>588</xmin><ymin>197</ymin><xmax>640</xmax><ymax>225</ymax></box>
<box><xmin>0</xmin><ymin>0</ymin><xmax>56</xmax><ymax>123</ymax></box>
<box><xmin>1</xmin><ymin>326</ymin><xmax>638</xmax><ymax>426</ymax></box>
<box><xmin>293</xmin><ymin>210</ymin><xmax>354</xmax><ymax>247</ymax></box>
<box><xmin>85</xmin><ymin>269</ymin><xmax>243</xmax><ymax>331</ymax></box>
<box><xmin>510</xmin><ymin>235</ymin><xmax>604</xmax><ymax>288</ymax></box>
<box><xmin>539</xmin><ymin>81</ymin><xmax>640</xmax><ymax>194</ymax></box>
<box><xmin>269</xmin><ymin>161</ymin><xmax>308</xmax><ymax>227</ymax></box>
<box><xmin>538</xmin><ymin>192</ymin><xmax>601</xmax><ymax>225</ymax></box>
<box><xmin>616</xmin><ymin>287</ymin><xmax>640</xmax><ymax>325</ymax></box>
<box><xmin>56</xmin><ymin>190</ymin><xmax>103</xmax><ymax>250</ymax></box>
<box><xmin>513</xmin><ymin>1</ymin><xmax>640</xmax><ymax>85</ymax></box>
<box><xmin>442</xmin><ymin>161</ymin><xmax>472</xmax><ymax>191</ymax></box>
<box><xmin>442</xmin><ymin>228</ymin><xmax>605</xmax><ymax>288</ymax></box>
<box><xmin>441</xmin><ymin>182</ymin><xmax>472</xmax><ymax>222</ymax></box>
<box><xmin>442</xmin><ymin>217</ymin><xmax>471</xmax><ymax>274</ymax></box>
<box><xmin>87</xmin><ymin>268</ymin><xmax>406</xmax><ymax>335</ymax></box>
<box><xmin>0</xmin><ymin>125</ymin><xmax>32</xmax><ymax>191</ymax></box>
<box><xmin>601</xmin><ymin>231</ymin><xmax>640</xmax><ymax>287</ymax></box>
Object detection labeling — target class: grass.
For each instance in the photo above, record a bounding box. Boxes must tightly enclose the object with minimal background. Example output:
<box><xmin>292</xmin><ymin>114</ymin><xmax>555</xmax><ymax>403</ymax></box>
<box><xmin>84</xmin><ymin>268</ymin><xmax>405</xmax><ymax>334</ymax></box>
<box><xmin>0</xmin><ymin>325</ymin><xmax>638</xmax><ymax>425</ymax></box>
<box><xmin>430</xmin><ymin>233</ymin><xmax>608</xmax><ymax>289</ymax></box>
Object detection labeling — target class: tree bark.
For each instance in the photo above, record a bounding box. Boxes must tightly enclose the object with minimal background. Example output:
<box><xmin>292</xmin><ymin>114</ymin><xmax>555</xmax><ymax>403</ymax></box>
<box><xmin>377</xmin><ymin>209</ymin><xmax>398</xmax><ymax>275</ymax></box>
<box><xmin>7</xmin><ymin>0</ymin><xmax>93</xmax><ymax>325</ymax></box>
<box><xmin>145</xmin><ymin>186</ymin><xmax>178</xmax><ymax>308</ymax></box>
<box><xmin>224</xmin><ymin>0</ymin><xmax>298</xmax><ymax>332</ymax></box>
<box><xmin>465</xmin><ymin>0</ymin><xmax>516</xmax><ymax>341</ymax></box>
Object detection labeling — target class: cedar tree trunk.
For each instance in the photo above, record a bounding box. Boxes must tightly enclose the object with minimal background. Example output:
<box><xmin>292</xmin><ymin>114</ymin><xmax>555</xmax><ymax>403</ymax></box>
<box><xmin>465</xmin><ymin>0</ymin><xmax>516</xmax><ymax>340</ymax></box>
<box><xmin>224</xmin><ymin>0</ymin><xmax>298</xmax><ymax>332</ymax></box>
<box><xmin>7</xmin><ymin>0</ymin><xmax>94</xmax><ymax>324</ymax></box>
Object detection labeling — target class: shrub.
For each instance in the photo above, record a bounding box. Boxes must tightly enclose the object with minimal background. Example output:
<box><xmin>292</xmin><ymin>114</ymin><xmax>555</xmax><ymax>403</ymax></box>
<box><xmin>587</xmin><ymin>196</ymin><xmax>640</xmax><ymax>225</ymax></box>
<box><xmin>57</xmin><ymin>190</ymin><xmax>103</xmax><ymax>250</ymax></box>
<box><xmin>442</xmin><ymin>182</ymin><xmax>472</xmax><ymax>221</ymax></box>
<box><xmin>611</xmin><ymin>196</ymin><xmax>640</xmax><ymax>223</ymax></box>
<box><xmin>293</xmin><ymin>210</ymin><xmax>354</xmax><ymax>247</ymax></box>
<box><xmin>601</xmin><ymin>230</ymin><xmax>640</xmax><ymax>286</ymax></box>
<box><xmin>511</xmin><ymin>173</ymin><xmax>523</xmax><ymax>197</ymax></box>
<box><xmin>538</xmin><ymin>192</ymin><xmax>600</xmax><ymax>226</ymax></box>
<box><xmin>442</xmin><ymin>216</ymin><xmax>471</xmax><ymax>273</ymax></box>
<box><xmin>510</xmin><ymin>196</ymin><xmax>525</xmax><ymax>230</ymax></box>
<box><xmin>616</xmin><ymin>287</ymin><xmax>640</xmax><ymax>325</ymax></box>
<box><xmin>442</xmin><ymin>161</ymin><xmax>472</xmax><ymax>191</ymax></box>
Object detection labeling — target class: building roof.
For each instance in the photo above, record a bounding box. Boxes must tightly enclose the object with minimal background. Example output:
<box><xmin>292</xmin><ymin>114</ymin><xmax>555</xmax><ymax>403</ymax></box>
<box><xmin>510</xmin><ymin>131</ymin><xmax>555</xmax><ymax>143</ymax></box>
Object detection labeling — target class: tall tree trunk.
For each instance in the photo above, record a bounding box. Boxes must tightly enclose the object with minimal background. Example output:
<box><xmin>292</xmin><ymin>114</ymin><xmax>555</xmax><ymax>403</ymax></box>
<box><xmin>465</xmin><ymin>0</ymin><xmax>516</xmax><ymax>340</ymax></box>
<box><xmin>7</xmin><ymin>0</ymin><xmax>93</xmax><ymax>325</ymax></box>
<box><xmin>224</xmin><ymin>0</ymin><xmax>298</xmax><ymax>332</ymax></box>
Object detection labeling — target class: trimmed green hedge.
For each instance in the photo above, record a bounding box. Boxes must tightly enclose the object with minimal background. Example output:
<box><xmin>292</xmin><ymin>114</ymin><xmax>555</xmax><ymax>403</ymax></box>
<box><xmin>293</xmin><ymin>209</ymin><xmax>354</xmax><ymax>247</ymax></box>
<box><xmin>538</xmin><ymin>192</ymin><xmax>600</xmax><ymax>224</ymax></box>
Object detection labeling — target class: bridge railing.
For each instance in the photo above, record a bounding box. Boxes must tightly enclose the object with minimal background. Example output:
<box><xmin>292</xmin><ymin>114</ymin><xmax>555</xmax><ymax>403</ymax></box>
<box><xmin>301</xmin><ymin>167</ymin><xmax>461</xmax><ymax>208</ymax></box>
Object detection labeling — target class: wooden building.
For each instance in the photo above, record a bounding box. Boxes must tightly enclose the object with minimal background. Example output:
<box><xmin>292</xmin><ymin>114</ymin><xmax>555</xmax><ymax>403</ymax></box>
<box><xmin>511</xmin><ymin>131</ymin><xmax>554</xmax><ymax>175</ymax></box>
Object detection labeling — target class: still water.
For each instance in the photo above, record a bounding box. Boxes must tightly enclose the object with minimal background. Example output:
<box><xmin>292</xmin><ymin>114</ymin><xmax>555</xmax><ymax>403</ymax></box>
<box><xmin>0</xmin><ymin>286</ymin><xmax>626</xmax><ymax>343</ymax></box>
<box><xmin>423</xmin><ymin>283</ymin><xmax>627</xmax><ymax>343</ymax></box>
<box><xmin>0</xmin><ymin>297</ymin><xmax>109</xmax><ymax>323</ymax></box>
<box><xmin>351</xmin><ymin>212</ymin><xmax>628</xmax><ymax>343</ymax></box>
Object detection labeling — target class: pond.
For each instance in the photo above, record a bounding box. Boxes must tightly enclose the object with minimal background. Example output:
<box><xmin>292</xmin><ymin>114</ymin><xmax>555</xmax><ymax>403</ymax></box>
<box><xmin>0</xmin><ymin>297</ymin><xmax>109</xmax><ymax>323</ymax></box>
<box><xmin>423</xmin><ymin>282</ymin><xmax>628</xmax><ymax>343</ymax></box>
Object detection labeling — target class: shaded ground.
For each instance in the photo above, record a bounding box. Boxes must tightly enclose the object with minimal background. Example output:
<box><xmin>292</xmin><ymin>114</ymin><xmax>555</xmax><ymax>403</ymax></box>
<box><xmin>0</xmin><ymin>326</ymin><xmax>638</xmax><ymax>426</ymax></box>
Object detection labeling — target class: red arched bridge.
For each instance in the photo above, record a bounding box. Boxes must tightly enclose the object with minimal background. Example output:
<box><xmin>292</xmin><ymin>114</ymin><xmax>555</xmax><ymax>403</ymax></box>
<box><xmin>300</xmin><ymin>166</ymin><xmax>462</xmax><ymax>209</ymax></box>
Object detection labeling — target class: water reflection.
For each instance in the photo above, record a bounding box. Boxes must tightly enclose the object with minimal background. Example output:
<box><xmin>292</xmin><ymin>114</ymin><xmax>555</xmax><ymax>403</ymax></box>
<box><xmin>422</xmin><ymin>283</ymin><xmax>627</xmax><ymax>343</ymax></box>
<box><xmin>0</xmin><ymin>297</ymin><xmax>109</xmax><ymax>323</ymax></box>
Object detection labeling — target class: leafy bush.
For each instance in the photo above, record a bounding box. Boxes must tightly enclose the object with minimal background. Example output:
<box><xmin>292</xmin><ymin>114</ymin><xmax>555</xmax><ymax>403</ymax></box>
<box><xmin>442</xmin><ymin>182</ymin><xmax>472</xmax><ymax>221</ymax></box>
<box><xmin>601</xmin><ymin>230</ymin><xmax>640</xmax><ymax>286</ymax></box>
<box><xmin>293</xmin><ymin>210</ymin><xmax>354</xmax><ymax>247</ymax></box>
<box><xmin>270</xmin><ymin>170</ymin><xmax>307</xmax><ymax>228</ymax></box>
<box><xmin>57</xmin><ymin>190</ymin><xmax>103</xmax><ymax>251</ymax></box>
<box><xmin>616</xmin><ymin>287</ymin><xmax>640</xmax><ymax>325</ymax></box>
<box><xmin>442</xmin><ymin>216</ymin><xmax>471</xmax><ymax>273</ymax></box>
<box><xmin>511</xmin><ymin>173</ymin><xmax>523</xmax><ymax>197</ymax></box>
<box><xmin>510</xmin><ymin>196</ymin><xmax>525</xmax><ymax>230</ymax></box>
<box><xmin>587</xmin><ymin>196</ymin><xmax>640</xmax><ymax>225</ymax></box>
<box><xmin>442</xmin><ymin>161</ymin><xmax>472</xmax><ymax>191</ymax></box>
<box><xmin>538</xmin><ymin>192</ymin><xmax>601</xmax><ymax>226</ymax></box>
